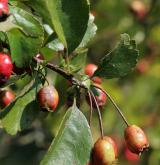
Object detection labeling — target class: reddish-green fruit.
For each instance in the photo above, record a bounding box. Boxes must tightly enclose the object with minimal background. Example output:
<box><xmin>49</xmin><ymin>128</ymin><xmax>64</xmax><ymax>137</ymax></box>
<box><xmin>0</xmin><ymin>53</ymin><xmax>13</xmax><ymax>84</ymax></box>
<box><xmin>85</xmin><ymin>64</ymin><xmax>102</xmax><ymax>84</ymax></box>
<box><xmin>106</xmin><ymin>137</ymin><xmax>118</xmax><ymax>158</ymax></box>
<box><xmin>90</xmin><ymin>84</ymin><xmax>107</xmax><ymax>107</ymax></box>
<box><xmin>0</xmin><ymin>0</ymin><xmax>9</xmax><ymax>20</ymax></box>
<box><xmin>37</xmin><ymin>85</ymin><xmax>59</xmax><ymax>111</ymax></box>
<box><xmin>130</xmin><ymin>0</ymin><xmax>148</xmax><ymax>20</ymax></box>
<box><xmin>92</xmin><ymin>136</ymin><xmax>118</xmax><ymax>165</ymax></box>
<box><xmin>136</xmin><ymin>59</ymin><xmax>149</xmax><ymax>74</ymax></box>
<box><xmin>124</xmin><ymin>125</ymin><xmax>149</xmax><ymax>154</ymax></box>
<box><xmin>125</xmin><ymin>147</ymin><xmax>140</xmax><ymax>163</ymax></box>
<box><xmin>0</xmin><ymin>89</ymin><xmax>15</xmax><ymax>109</ymax></box>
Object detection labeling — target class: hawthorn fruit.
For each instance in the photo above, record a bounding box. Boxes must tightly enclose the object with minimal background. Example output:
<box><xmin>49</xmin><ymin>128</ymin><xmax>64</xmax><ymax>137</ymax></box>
<box><xmin>0</xmin><ymin>0</ymin><xmax>9</xmax><ymax>21</ymax></box>
<box><xmin>37</xmin><ymin>85</ymin><xmax>59</xmax><ymax>111</ymax></box>
<box><xmin>125</xmin><ymin>147</ymin><xmax>140</xmax><ymax>163</ymax></box>
<box><xmin>85</xmin><ymin>64</ymin><xmax>102</xmax><ymax>84</ymax></box>
<box><xmin>124</xmin><ymin>125</ymin><xmax>149</xmax><ymax>154</ymax></box>
<box><xmin>36</xmin><ymin>53</ymin><xmax>44</xmax><ymax>60</ymax></box>
<box><xmin>0</xmin><ymin>53</ymin><xmax>13</xmax><ymax>84</ymax></box>
<box><xmin>92</xmin><ymin>136</ymin><xmax>118</xmax><ymax>165</ymax></box>
<box><xmin>88</xmin><ymin>84</ymin><xmax>107</xmax><ymax>108</ymax></box>
<box><xmin>0</xmin><ymin>89</ymin><xmax>15</xmax><ymax>109</ymax></box>
<box><xmin>136</xmin><ymin>59</ymin><xmax>149</xmax><ymax>74</ymax></box>
<box><xmin>130</xmin><ymin>0</ymin><xmax>148</xmax><ymax>20</ymax></box>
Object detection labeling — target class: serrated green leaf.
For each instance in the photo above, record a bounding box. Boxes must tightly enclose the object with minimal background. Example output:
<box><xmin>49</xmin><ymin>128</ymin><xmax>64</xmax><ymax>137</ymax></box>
<box><xmin>0</xmin><ymin>80</ymin><xmax>40</xmax><ymax>135</ymax></box>
<box><xmin>94</xmin><ymin>33</ymin><xmax>139</xmax><ymax>79</ymax></box>
<box><xmin>26</xmin><ymin>0</ymin><xmax>90</xmax><ymax>54</ymax></box>
<box><xmin>41</xmin><ymin>102</ymin><xmax>93</xmax><ymax>165</ymax></box>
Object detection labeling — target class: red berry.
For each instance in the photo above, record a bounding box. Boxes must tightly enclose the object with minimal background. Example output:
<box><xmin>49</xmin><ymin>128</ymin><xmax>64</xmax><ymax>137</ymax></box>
<box><xmin>36</xmin><ymin>53</ymin><xmax>44</xmax><ymax>60</ymax></box>
<box><xmin>0</xmin><ymin>89</ymin><xmax>15</xmax><ymax>109</ymax></box>
<box><xmin>37</xmin><ymin>85</ymin><xmax>59</xmax><ymax>111</ymax></box>
<box><xmin>130</xmin><ymin>0</ymin><xmax>148</xmax><ymax>20</ymax></box>
<box><xmin>90</xmin><ymin>84</ymin><xmax>107</xmax><ymax>107</ymax></box>
<box><xmin>0</xmin><ymin>0</ymin><xmax>9</xmax><ymax>20</ymax></box>
<box><xmin>136</xmin><ymin>59</ymin><xmax>149</xmax><ymax>74</ymax></box>
<box><xmin>124</xmin><ymin>125</ymin><xmax>149</xmax><ymax>154</ymax></box>
<box><xmin>0</xmin><ymin>53</ymin><xmax>13</xmax><ymax>84</ymax></box>
<box><xmin>92</xmin><ymin>136</ymin><xmax>118</xmax><ymax>165</ymax></box>
<box><xmin>125</xmin><ymin>147</ymin><xmax>140</xmax><ymax>163</ymax></box>
<box><xmin>85</xmin><ymin>64</ymin><xmax>102</xmax><ymax>84</ymax></box>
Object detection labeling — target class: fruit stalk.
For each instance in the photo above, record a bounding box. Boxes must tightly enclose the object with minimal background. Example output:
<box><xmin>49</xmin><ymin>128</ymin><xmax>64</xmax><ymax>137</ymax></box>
<box><xmin>89</xmin><ymin>90</ymin><xmax>104</xmax><ymax>138</ymax></box>
<box><xmin>87</xmin><ymin>90</ymin><xmax>93</xmax><ymax>126</ymax></box>
<box><xmin>92</xmin><ymin>85</ymin><xmax>129</xmax><ymax>127</ymax></box>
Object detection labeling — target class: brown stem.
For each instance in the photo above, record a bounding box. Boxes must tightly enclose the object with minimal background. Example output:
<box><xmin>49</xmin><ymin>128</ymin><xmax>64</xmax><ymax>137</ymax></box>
<box><xmin>87</xmin><ymin>90</ymin><xmax>93</xmax><ymax>126</ymax></box>
<box><xmin>92</xmin><ymin>85</ymin><xmax>129</xmax><ymax>127</ymax></box>
<box><xmin>33</xmin><ymin>57</ymin><xmax>73</xmax><ymax>80</ymax></box>
<box><xmin>89</xmin><ymin>90</ymin><xmax>104</xmax><ymax>138</ymax></box>
<box><xmin>33</xmin><ymin>57</ymin><xmax>87</xmax><ymax>89</ymax></box>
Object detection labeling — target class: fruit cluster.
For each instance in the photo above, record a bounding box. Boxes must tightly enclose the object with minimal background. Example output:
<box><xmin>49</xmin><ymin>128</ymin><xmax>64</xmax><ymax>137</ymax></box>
<box><xmin>0</xmin><ymin>52</ymin><xmax>59</xmax><ymax>112</ymax></box>
<box><xmin>85</xmin><ymin>64</ymin><xmax>107</xmax><ymax>108</ymax></box>
<box><xmin>0</xmin><ymin>53</ymin><xmax>15</xmax><ymax>108</ymax></box>
<box><xmin>87</xmin><ymin>125</ymin><xmax>149</xmax><ymax>165</ymax></box>
<box><xmin>84</xmin><ymin>63</ymin><xmax>149</xmax><ymax>165</ymax></box>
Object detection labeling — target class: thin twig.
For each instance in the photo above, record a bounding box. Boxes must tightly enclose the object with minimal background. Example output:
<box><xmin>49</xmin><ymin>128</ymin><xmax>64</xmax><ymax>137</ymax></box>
<box><xmin>33</xmin><ymin>57</ymin><xmax>88</xmax><ymax>90</ymax></box>
<box><xmin>33</xmin><ymin>57</ymin><xmax>73</xmax><ymax>80</ymax></box>
<box><xmin>92</xmin><ymin>85</ymin><xmax>129</xmax><ymax>127</ymax></box>
<box><xmin>87</xmin><ymin>90</ymin><xmax>93</xmax><ymax>126</ymax></box>
<box><xmin>89</xmin><ymin>90</ymin><xmax>104</xmax><ymax>138</ymax></box>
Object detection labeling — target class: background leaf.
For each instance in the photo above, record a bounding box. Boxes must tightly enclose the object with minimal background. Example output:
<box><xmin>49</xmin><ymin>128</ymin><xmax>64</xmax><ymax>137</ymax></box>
<box><xmin>94</xmin><ymin>33</ymin><xmax>139</xmax><ymax>79</ymax></box>
<box><xmin>41</xmin><ymin>102</ymin><xmax>93</xmax><ymax>165</ymax></box>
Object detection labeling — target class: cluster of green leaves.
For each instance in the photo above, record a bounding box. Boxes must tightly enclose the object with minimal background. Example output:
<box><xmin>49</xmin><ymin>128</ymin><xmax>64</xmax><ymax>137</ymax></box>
<box><xmin>0</xmin><ymin>0</ymin><xmax>139</xmax><ymax>164</ymax></box>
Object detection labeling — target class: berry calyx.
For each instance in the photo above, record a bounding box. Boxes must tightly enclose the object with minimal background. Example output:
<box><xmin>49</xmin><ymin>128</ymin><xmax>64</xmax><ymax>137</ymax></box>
<box><xmin>0</xmin><ymin>0</ymin><xmax>9</xmax><ymax>21</ymax></box>
<box><xmin>85</xmin><ymin>64</ymin><xmax>102</xmax><ymax>84</ymax></box>
<box><xmin>92</xmin><ymin>136</ymin><xmax>118</xmax><ymax>165</ymax></box>
<box><xmin>124</xmin><ymin>125</ymin><xmax>149</xmax><ymax>154</ymax></box>
<box><xmin>37</xmin><ymin>85</ymin><xmax>59</xmax><ymax>111</ymax></box>
<box><xmin>0</xmin><ymin>89</ymin><xmax>15</xmax><ymax>109</ymax></box>
<box><xmin>125</xmin><ymin>147</ymin><xmax>140</xmax><ymax>163</ymax></box>
<box><xmin>0</xmin><ymin>53</ymin><xmax>13</xmax><ymax>84</ymax></box>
